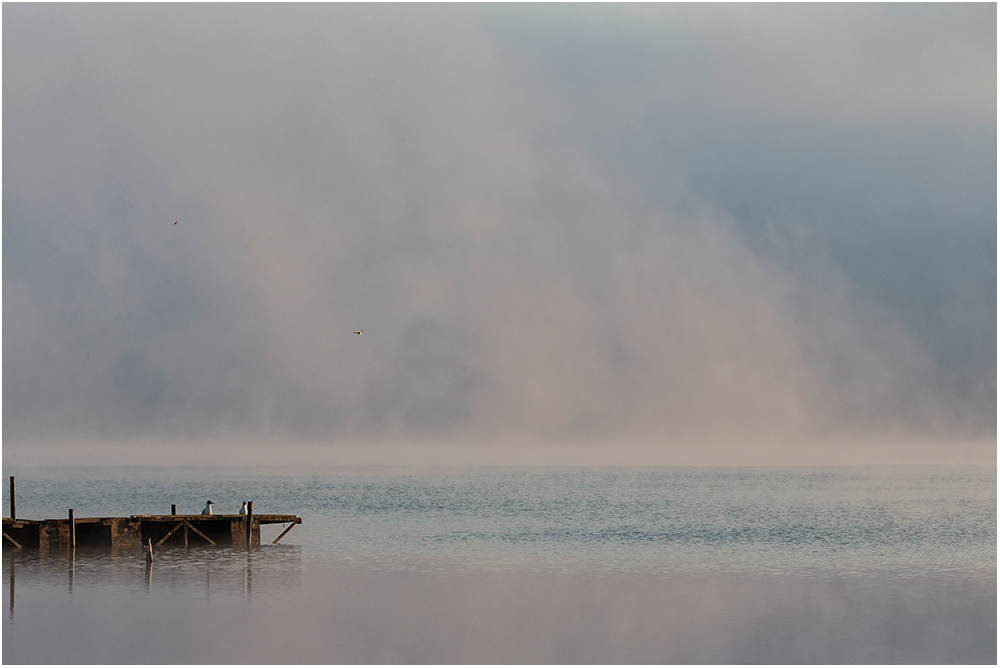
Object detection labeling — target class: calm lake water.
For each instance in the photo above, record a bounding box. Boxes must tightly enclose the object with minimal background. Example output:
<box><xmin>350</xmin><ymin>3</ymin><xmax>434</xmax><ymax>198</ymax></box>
<box><xmin>2</xmin><ymin>466</ymin><xmax>995</xmax><ymax>663</ymax></box>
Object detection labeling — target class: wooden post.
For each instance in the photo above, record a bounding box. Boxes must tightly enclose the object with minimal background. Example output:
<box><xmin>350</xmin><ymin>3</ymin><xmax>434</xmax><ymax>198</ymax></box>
<box><xmin>246</xmin><ymin>501</ymin><xmax>253</xmax><ymax>547</ymax></box>
<box><xmin>171</xmin><ymin>504</ymin><xmax>177</xmax><ymax>516</ymax></box>
<box><xmin>68</xmin><ymin>509</ymin><xmax>76</xmax><ymax>549</ymax></box>
<box><xmin>9</xmin><ymin>477</ymin><xmax>14</xmax><ymax>520</ymax></box>
<box><xmin>9</xmin><ymin>556</ymin><xmax>14</xmax><ymax>620</ymax></box>
<box><xmin>144</xmin><ymin>543</ymin><xmax>153</xmax><ymax>591</ymax></box>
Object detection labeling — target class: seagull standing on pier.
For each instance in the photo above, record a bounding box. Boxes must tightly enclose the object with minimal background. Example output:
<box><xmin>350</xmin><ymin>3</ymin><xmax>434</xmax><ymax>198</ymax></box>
<box><xmin>239</xmin><ymin>501</ymin><xmax>248</xmax><ymax>515</ymax></box>
<box><xmin>202</xmin><ymin>500</ymin><xmax>213</xmax><ymax>515</ymax></box>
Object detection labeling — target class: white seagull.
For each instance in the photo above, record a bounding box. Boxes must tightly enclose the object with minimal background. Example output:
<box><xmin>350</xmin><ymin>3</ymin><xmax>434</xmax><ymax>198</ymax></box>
<box><xmin>201</xmin><ymin>500</ymin><xmax>214</xmax><ymax>515</ymax></box>
<box><xmin>239</xmin><ymin>501</ymin><xmax>248</xmax><ymax>516</ymax></box>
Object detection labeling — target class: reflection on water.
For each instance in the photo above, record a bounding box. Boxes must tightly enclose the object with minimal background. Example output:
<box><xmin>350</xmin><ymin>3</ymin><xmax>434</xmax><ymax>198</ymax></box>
<box><xmin>1</xmin><ymin>466</ymin><xmax>995</xmax><ymax>663</ymax></box>
<box><xmin>2</xmin><ymin>548</ymin><xmax>995</xmax><ymax>664</ymax></box>
<box><xmin>4</xmin><ymin>544</ymin><xmax>301</xmax><ymax>598</ymax></box>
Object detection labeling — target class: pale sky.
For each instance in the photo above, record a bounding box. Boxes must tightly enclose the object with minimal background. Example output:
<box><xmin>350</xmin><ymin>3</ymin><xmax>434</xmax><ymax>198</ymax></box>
<box><xmin>3</xmin><ymin>4</ymin><xmax>995</xmax><ymax>466</ymax></box>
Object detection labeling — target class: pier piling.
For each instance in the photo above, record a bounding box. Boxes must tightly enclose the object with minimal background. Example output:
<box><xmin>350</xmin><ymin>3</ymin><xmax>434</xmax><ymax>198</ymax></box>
<box><xmin>9</xmin><ymin>477</ymin><xmax>15</xmax><ymax>520</ymax></box>
<box><xmin>68</xmin><ymin>509</ymin><xmax>76</xmax><ymax>549</ymax></box>
<box><xmin>246</xmin><ymin>501</ymin><xmax>253</xmax><ymax>548</ymax></box>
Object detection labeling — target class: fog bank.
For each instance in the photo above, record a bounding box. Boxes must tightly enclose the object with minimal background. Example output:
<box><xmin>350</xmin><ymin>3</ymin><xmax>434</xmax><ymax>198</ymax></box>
<box><xmin>4</xmin><ymin>5</ymin><xmax>995</xmax><ymax>464</ymax></box>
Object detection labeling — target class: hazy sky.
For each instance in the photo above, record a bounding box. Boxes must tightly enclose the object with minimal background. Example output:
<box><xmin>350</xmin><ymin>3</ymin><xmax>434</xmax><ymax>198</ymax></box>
<box><xmin>3</xmin><ymin>4</ymin><xmax>995</xmax><ymax>465</ymax></box>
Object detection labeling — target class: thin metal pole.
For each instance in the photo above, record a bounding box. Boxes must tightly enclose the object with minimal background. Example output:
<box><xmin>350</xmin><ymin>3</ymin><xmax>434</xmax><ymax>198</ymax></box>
<box><xmin>9</xmin><ymin>477</ymin><xmax>15</xmax><ymax>520</ymax></box>
<box><xmin>68</xmin><ymin>509</ymin><xmax>76</xmax><ymax>549</ymax></box>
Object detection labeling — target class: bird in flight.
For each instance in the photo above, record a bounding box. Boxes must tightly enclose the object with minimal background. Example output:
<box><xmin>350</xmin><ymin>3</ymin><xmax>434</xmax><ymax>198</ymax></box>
<box><xmin>354</xmin><ymin>330</ymin><xmax>363</xmax><ymax>335</ymax></box>
<box><xmin>174</xmin><ymin>220</ymin><xmax>177</xmax><ymax>225</ymax></box>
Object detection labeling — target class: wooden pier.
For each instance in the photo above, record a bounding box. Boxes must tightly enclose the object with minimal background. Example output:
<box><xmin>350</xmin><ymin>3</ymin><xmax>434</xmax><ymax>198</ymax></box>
<box><xmin>3</xmin><ymin>513</ymin><xmax>301</xmax><ymax>550</ymax></box>
<box><xmin>3</xmin><ymin>479</ymin><xmax>301</xmax><ymax>550</ymax></box>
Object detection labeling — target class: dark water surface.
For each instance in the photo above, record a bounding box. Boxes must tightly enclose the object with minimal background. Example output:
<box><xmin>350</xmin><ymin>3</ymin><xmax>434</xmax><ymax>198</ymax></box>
<box><xmin>2</xmin><ymin>466</ymin><xmax>995</xmax><ymax>663</ymax></box>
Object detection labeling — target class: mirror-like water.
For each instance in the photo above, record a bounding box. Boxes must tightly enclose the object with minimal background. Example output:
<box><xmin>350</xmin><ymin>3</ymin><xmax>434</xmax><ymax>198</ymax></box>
<box><xmin>2</xmin><ymin>466</ymin><xmax>995</xmax><ymax>663</ymax></box>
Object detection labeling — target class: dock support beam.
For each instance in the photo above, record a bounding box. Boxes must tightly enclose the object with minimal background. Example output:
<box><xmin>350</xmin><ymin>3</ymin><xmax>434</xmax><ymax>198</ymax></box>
<box><xmin>185</xmin><ymin>521</ymin><xmax>215</xmax><ymax>545</ymax></box>
<box><xmin>68</xmin><ymin>509</ymin><xmax>76</xmax><ymax>549</ymax></box>
<box><xmin>157</xmin><ymin>521</ymin><xmax>185</xmax><ymax>546</ymax></box>
<box><xmin>272</xmin><ymin>521</ymin><xmax>298</xmax><ymax>544</ymax></box>
<box><xmin>156</xmin><ymin>520</ymin><xmax>216</xmax><ymax>547</ymax></box>
<box><xmin>9</xmin><ymin>477</ymin><xmax>14</xmax><ymax>520</ymax></box>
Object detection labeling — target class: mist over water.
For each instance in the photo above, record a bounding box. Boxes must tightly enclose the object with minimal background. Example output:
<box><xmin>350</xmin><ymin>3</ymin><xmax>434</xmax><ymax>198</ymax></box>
<box><xmin>3</xmin><ymin>4</ymin><xmax>995</xmax><ymax>457</ymax></box>
<box><xmin>3</xmin><ymin>466</ymin><xmax>995</xmax><ymax>663</ymax></box>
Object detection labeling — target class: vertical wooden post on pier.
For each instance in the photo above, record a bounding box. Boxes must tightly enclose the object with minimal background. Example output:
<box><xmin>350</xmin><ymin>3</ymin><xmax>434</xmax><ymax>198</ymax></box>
<box><xmin>68</xmin><ymin>509</ymin><xmax>76</xmax><ymax>549</ymax></box>
<box><xmin>246</xmin><ymin>501</ymin><xmax>253</xmax><ymax>548</ymax></box>
<box><xmin>171</xmin><ymin>504</ymin><xmax>177</xmax><ymax>515</ymax></box>
<box><xmin>9</xmin><ymin>477</ymin><xmax>15</xmax><ymax>520</ymax></box>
